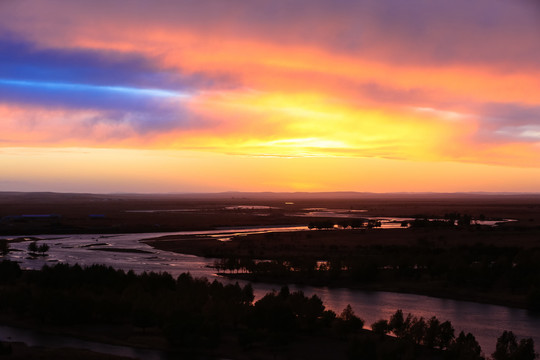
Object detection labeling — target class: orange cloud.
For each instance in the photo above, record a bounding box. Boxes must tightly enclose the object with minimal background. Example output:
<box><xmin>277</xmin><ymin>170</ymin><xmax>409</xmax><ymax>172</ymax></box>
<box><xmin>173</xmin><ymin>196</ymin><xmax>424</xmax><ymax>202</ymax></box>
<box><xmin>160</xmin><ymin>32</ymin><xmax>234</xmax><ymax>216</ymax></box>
<box><xmin>1</xmin><ymin>1</ymin><xmax>540</xmax><ymax>192</ymax></box>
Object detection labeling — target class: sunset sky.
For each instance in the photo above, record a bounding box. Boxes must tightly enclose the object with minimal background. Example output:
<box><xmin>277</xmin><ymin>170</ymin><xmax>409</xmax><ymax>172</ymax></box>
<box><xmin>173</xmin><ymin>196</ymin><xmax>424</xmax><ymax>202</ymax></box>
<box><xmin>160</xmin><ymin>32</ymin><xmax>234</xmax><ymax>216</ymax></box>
<box><xmin>1</xmin><ymin>0</ymin><xmax>540</xmax><ymax>193</ymax></box>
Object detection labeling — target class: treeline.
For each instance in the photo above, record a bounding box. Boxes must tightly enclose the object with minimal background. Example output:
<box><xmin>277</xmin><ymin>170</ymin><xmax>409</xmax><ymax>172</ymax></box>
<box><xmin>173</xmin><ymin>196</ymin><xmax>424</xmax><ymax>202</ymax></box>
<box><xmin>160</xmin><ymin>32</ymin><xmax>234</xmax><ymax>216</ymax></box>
<box><xmin>307</xmin><ymin>213</ymin><xmax>483</xmax><ymax>230</ymax></box>
<box><xmin>363</xmin><ymin>309</ymin><xmax>535</xmax><ymax>360</ymax></box>
<box><xmin>0</xmin><ymin>261</ymin><xmax>534</xmax><ymax>359</ymax></box>
<box><xmin>409</xmin><ymin>213</ymin><xmax>477</xmax><ymax>228</ymax></box>
<box><xmin>308</xmin><ymin>219</ymin><xmax>382</xmax><ymax>230</ymax></box>
<box><xmin>215</xmin><ymin>244</ymin><xmax>540</xmax><ymax>309</ymax></box>
<box><xmin>0</xmin><ymin>261</ymin><xmax>252</xmax><ymax>347</ymax></box>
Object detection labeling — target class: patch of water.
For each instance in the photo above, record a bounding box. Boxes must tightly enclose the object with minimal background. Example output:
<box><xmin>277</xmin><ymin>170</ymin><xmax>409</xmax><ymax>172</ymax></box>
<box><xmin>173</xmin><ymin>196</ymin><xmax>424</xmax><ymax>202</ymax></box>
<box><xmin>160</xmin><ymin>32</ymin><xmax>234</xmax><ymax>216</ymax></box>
<box><xmin>3</xmin><ymin>226</ymin><xmax>537</xmax><ymax>354</ymax></box>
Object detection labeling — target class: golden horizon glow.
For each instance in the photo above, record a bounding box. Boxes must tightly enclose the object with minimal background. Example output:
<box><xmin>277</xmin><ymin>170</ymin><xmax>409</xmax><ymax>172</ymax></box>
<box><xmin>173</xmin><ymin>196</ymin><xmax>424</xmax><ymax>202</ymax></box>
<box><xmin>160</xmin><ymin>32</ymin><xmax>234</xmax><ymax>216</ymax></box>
<box><xmin>1</xmin><ymin>1</ymin><xmax>540</xmax><ymax>192</ymax></box>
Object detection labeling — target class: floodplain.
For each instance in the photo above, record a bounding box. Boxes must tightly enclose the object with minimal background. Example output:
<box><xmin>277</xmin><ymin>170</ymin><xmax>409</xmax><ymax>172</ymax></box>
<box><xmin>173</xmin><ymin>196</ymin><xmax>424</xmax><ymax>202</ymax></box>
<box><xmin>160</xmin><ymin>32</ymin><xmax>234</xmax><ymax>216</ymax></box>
<box><xmin>1</xmin><ymin>191</ymin><xmax>540</xmax><ymax>359</ymax></box>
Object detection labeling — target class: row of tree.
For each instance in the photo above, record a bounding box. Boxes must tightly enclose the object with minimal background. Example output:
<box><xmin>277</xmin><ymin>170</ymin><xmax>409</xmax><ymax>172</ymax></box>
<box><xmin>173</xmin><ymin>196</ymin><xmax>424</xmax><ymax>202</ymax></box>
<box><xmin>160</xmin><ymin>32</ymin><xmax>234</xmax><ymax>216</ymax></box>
<box><xmin>0</xmin><ymin>239</ymin><xmax>8</xmax><ymax>256</ymax></box>
<box><xmin>27</xmin><ymin>241</ymin><xmax>49</xmax><ymax>256</ymax></box>
<box><xmin>308</xmin><ymin>219</ymin><xmax>382</xmax><ymax>230</ymax></box>
<box><xmin>351</xmin><ymin>309</ymin><xmax>534</xmax><ymax>360</ymax></box>
<box><xmin>307</xmin><ymin>213</ymin><xmax>482</xmax><ymax>230</ymax></box>
<box><xmin>0</xmin><ymin>260</ymin><xmax>535</xmax><ymax>359</ymax></box>
<box><xmin>215</xmin><ymin>244</ymin><xmax>540</xmax><ymax>310</ymax></box>
<box><xmin>0</xmin><ymin>239</ymin><xmax>50</xmax><ymax>256</ymax></box>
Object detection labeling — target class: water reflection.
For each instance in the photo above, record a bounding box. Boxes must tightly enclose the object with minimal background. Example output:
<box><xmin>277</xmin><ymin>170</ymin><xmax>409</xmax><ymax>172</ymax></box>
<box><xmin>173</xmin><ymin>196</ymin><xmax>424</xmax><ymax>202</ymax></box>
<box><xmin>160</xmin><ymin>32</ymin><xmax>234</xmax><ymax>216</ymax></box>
<box><xmin>251</xmin><ymin>284</ymin><xmax>540</xmax><ymax>355</ymax></box>
<box><xmin>5</xmin><ymin>226</ymin><xmax>540</xmax><ymax>355</ymax></box>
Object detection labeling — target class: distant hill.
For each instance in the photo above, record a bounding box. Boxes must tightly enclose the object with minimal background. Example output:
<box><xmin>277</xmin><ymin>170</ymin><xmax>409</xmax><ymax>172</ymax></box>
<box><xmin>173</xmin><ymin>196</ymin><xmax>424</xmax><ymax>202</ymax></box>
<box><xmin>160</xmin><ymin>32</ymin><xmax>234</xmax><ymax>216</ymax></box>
<box><xmin>1</xmin><ymin>190</ymin><xmax>539</xmax><ymax>201</ymax></box>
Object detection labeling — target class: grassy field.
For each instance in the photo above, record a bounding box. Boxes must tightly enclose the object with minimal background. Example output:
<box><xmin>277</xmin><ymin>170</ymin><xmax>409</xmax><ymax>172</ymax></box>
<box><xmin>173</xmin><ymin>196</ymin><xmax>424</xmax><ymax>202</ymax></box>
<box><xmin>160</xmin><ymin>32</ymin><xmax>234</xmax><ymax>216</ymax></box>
<box><xmin>1</xmin><ymin>191</ymin><xmax>539</xmax><ymax>235</ymax></box>
<box><xmin>2</xmin><ymin>192</ymin><xmax>540</xmax><ymax>359</ymax></box>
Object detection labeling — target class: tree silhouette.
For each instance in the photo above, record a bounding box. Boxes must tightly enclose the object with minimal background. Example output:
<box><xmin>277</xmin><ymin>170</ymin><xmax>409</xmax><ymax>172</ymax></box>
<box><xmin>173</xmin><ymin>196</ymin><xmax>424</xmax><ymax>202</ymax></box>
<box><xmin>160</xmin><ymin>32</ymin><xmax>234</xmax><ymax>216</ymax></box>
<box><xmin>38</xmin><ymin>243</ymin><xmax>50</xmax><ymax>255</ymax></box>
<box><xmin>27</xmin><ymin>241</ymin><xmax>38</xmax><ymax>253</ymax></box>
<box><xmin>0</xmin><ymin>260</ymin><xmax>21</xmax><ymax>283</ymax></box>
<box><xmin>371</xmin><ymin>319</ymin><xmax>389</xmax><ymax>337</ymax></box>
<box><xmin>438</xmin><ymin>320</ymin><xmax>455</xmax><ymax>350</ymax></box>
<box><xmin>334</xmin><ymin>304</ymin><xmax>364</xmax><ymax>337</ymax></box>
<box><xmin>308</xmin><ymin>220</ymin><xmax>335</xmax><ymax>230</ymax></box>
<box><xmin>0</xmin><ymin>240</ymin><xmax>9</xmax><ymax>256</ymax></box>
<box><xmin>449</xmin><ymin>331</ymin><xmax>484</xmax><ymax>360</ymax></box>
<box><xmin>389</xmin><ymin>309</ymin><xmax>411</xmax><ymax>338</ymax></box>
<box><xmin>424</xmin><ymin>316</ymin><xmax>443</xmax><ymax>348</ymax></box>
<box><xmin>515</xmin><ymin>338</ymin><xmax>537</xmax><ymax>360</ymax></box>
<box><xmin>408</xmin><ymin>316</ymin><xmax>427</xmax><ymax>344</ymax></box>
<box><xmin>493</xmin><ymin>331</ymin><xmax>519</xmax><ymax>360</ymax></box>
<box><xmin>492</xmin><ymin>331</ymin><xmax>537</xmax><ymax>360</ymax></box>
<box><xmin>0</xmin><ymin>259</ymin><xmax>533</xmax><ymax>358</ymax></box>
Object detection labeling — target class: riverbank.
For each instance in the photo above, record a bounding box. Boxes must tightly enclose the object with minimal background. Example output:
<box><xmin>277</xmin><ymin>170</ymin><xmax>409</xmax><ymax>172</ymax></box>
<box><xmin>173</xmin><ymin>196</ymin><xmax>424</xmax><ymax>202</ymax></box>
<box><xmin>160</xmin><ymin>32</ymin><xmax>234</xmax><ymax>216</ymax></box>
<box><xmin>0</xmin><ymin>262</ymin><xmax>476</xmax><ymax>360</ymax></box>
<box><xmin>143</xmin><ymin>226</ymin><xmax>540</xmax><ymax>257</ymax></box>
<box><xmin>143</xmin><ymin>226</ymin><xmax>540</xmax><ymax>311</ymax></box>
<box><xmin>218</xmin><ymin>272</ymin><xmax>529</xmax><ymax>310</ymax></box>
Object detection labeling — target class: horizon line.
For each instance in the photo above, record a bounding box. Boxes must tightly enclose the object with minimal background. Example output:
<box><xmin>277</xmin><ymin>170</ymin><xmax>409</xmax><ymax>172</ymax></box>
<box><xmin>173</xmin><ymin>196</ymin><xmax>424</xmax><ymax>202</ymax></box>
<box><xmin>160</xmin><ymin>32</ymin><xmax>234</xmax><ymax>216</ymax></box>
<box><xmin>1</xmin><ymin>190</ymin><xmax>540</xmax><ymax>197</ymax></box>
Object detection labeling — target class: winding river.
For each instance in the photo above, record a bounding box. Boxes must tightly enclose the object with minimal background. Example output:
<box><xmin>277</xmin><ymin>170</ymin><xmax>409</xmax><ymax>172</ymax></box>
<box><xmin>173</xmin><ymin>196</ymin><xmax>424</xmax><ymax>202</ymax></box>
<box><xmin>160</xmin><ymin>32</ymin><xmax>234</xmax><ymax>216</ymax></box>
<box><xmin>4</xmin><ymin>225</ymin><xmax>540</xmax><ymax>356</ymax></box>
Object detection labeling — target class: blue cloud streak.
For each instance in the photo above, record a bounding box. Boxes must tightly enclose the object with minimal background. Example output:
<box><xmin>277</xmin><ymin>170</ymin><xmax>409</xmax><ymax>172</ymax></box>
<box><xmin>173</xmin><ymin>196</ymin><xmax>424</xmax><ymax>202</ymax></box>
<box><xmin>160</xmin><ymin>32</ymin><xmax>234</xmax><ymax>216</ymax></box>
<box><xmin>0</xmin><ymin>36</ymin><xmax>223</xmax><ymax>134</ymax></box>
<box><xmin>0</xmin><ymin>36</ymin><xmax>196</xmax><ymax>90</ymax></box>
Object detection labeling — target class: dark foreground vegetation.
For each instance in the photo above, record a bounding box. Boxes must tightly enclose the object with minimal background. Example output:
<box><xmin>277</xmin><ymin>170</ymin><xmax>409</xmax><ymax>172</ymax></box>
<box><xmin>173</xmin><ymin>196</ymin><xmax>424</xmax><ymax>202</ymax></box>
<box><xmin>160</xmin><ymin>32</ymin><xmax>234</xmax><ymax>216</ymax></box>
<box><xmin>213</xmin><ymin>235</ymin><xmax>540</xmax><ymax>310</ymax></box>
<box><xmin>0</xmin><ymin>261</ymin><xmax>536</xmax><ymax>360</ymax></box>
<box><xmin>147</xmin><ymin>221</ymin><xmax>540</xmax><ymax>310</ymax></box>
<box><xmin>0</xmin><ymin>341</ymin><xmax>135</xmax><ymax>360</ymax></box>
